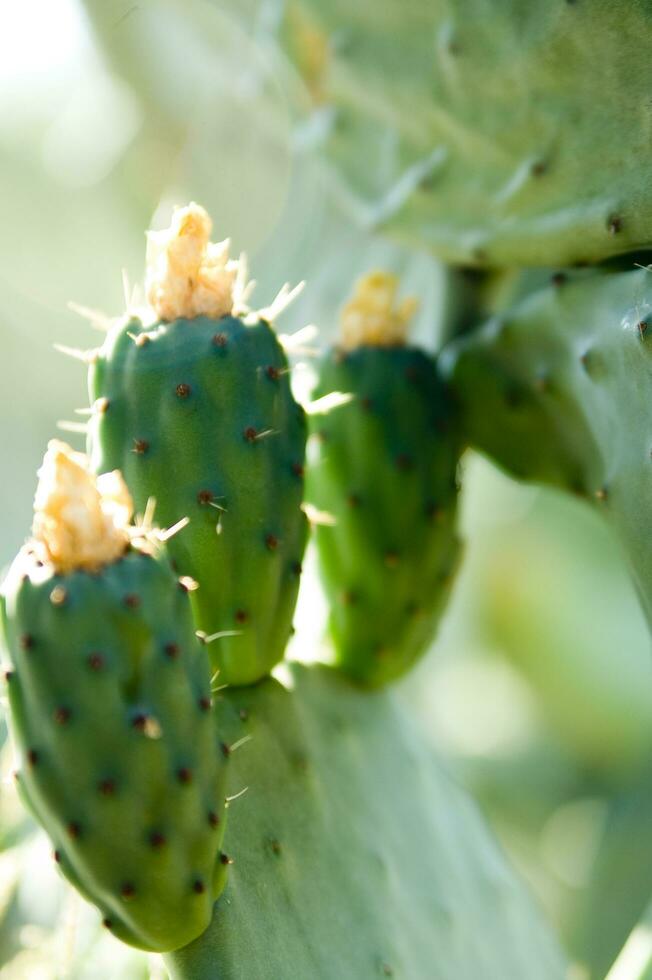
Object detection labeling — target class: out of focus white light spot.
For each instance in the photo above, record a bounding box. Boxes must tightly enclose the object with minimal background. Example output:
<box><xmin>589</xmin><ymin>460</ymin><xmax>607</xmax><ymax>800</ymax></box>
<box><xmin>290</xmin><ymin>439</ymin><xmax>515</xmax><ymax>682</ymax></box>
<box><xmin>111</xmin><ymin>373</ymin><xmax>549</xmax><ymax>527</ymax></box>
<box><xmin>540</xmin><ymin>798</ymin><xmax>606</xmax><ymax>889</ymax></box>
<box><xmin>0</xmin><ymin>0</ymin><xmax>85</xmax><ymax>82</ymax></box>
<box><xmin>606</xmin><ymin>923</ymin><xmax>652</xmax><ymax>980</ymax></box>
<box><xmin>429</xmin><ymin>655</ymin><xmax>538</xmax><ymax>756</ymax></box>
<box><xmin>42</xmin><ymin>74</ymin><xmax>142</xmax><ymax>187</ymax></box>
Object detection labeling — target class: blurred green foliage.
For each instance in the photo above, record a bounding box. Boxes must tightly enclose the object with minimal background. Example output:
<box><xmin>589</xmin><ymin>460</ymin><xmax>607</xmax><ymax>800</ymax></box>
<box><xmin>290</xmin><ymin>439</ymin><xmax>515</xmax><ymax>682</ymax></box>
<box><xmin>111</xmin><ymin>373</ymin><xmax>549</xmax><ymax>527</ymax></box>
<box><xmin>0</xmin><ymin>2</ymin><xmax>650</xmax><ymax>978</ymax></box>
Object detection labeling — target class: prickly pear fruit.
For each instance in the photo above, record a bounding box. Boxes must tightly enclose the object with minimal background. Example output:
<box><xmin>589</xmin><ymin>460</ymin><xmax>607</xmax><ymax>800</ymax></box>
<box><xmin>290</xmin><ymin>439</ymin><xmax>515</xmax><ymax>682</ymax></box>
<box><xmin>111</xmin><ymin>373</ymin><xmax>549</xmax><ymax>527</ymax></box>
<box><xmin>88</xmin><ymin>204</ymin><xmax>308</xmax><ymax>687</ymax></box>
<box><xmin>278</xmin><ymin>1</ymin><xmax>652</xmax><ymax>267</ymax></box>
<box><xmin>307</xmin><ymin>273</ymin><xmax>461</xmax><ymax>686</ymax></box>
<box><xmin>441</xmin><ymin>267</ymin><xmax>652</xmax><ymax>628</ymax></box>
<box><xmin>0</xmin><ymin>442</ymin><xmax>229</xmax><ymax>952</ymax></box>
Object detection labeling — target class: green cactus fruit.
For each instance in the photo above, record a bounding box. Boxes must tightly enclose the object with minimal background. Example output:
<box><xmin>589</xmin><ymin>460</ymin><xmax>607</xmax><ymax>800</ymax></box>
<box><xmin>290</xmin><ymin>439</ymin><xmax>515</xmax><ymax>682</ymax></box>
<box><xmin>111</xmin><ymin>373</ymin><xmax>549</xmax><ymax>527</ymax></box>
<box><xmin>87</xmin><ymin>204</ymin><xmax>308</xmax><ymax>687</ymax></box>
<box><xmin>165</xmin><ymin>663</ymin><xmax>567</xmax><ymax>980</ymax></box>
<box><xmin>279</xmin><ymin>0</ymin><xmax>652</xmax><ymax>267</ymax></box>
<box><xmin>0</xmin><ymin>443</ymin><xmax>229</xmax><ymax>952</ymax></box>
<box><xmin>307</xmin><ymin>274</ymin><xmax>461</xmax><ymax>686</ymax></box>
<box><xmin>441</xmin><ymin>266</ymin><xmax>652</xmax><ymax>627</ymax></box>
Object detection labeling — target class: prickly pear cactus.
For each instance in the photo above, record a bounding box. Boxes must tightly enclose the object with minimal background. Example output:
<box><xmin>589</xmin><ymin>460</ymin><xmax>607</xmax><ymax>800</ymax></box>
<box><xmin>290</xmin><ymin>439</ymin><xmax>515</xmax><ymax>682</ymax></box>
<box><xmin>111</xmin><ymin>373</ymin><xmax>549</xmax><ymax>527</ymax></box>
<box><xmin>88</xmin><ymin>205</ymin><xmax>308</xmax><ymax>687</ymax></box>
<box><xmin>280</xmin><ymin>0</ymin><xmax>652</xmax><ymax>266</ymax></box>
<box><xmin>166</xmin><ymin>663</ymin><xmax>567</xmax><ymax>980</ymax></box>
<box><xmin>441</xmin><ymin>267</ymin><xmax>652</xmax><ymax>625</ymax></box>
<box><xmin>308</xmin><ymin>273</ymin><xmax>461</xmax><ymax>685</ymax></box>
<box><xmin>0</xmin><ymin>443</ymin><xmax>229</xmax><ymax>952</ymax></box>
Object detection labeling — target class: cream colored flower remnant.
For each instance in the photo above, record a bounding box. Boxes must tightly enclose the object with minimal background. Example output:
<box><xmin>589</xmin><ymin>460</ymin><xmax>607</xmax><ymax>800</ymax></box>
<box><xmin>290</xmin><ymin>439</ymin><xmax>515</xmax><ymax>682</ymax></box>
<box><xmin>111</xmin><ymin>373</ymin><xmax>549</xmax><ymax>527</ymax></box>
<box><xmin>32</xmin><ymin>440</ymin><xmax>133</xmax><ymax>574</ymax></box>
<box><xmin>145</xmin><ymin>202</ymin><xmax>246</xmax><ymax>322</ymax></box>
<box><xmin>339</xmin><ymin>271</ymin><xmax>418</xmax><ymax>351</ymax></box>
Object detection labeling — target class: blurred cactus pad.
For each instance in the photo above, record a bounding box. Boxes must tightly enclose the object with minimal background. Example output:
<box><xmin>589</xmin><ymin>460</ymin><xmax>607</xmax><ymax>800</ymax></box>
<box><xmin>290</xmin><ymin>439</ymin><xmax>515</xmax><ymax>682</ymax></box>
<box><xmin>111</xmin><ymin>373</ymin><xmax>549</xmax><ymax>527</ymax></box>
<box><xmin>280</xmin><ymin>0</ymin><xmax>652</xmax><ymax>266</ymax></box>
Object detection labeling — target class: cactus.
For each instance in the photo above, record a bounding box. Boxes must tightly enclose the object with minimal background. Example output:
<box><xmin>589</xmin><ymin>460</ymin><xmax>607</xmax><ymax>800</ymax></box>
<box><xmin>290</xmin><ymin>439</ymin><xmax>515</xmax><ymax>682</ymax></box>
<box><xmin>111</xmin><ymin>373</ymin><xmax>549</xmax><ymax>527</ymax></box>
<box><xmin>165</xmin><ymin>662</ymin><xmax>567</xmax><ymax>980</ymax></box>
<box><xmin>279</xmin><ymin>0</ymin><xmax>652</xmax><ymax>267</ymax></box>
<box><xmin>308</xmin><ymin>273</ymin><xmax>461</xmax><ymax>685</ymax></box>
<box><xmin>441</xmin><ymin>266</ymin><xmax>652</xmax><ymax>626</ymax></box>
<box><xmin>87</xmin><ymin>204</ymin><xmax>308</xmax><ymax>687</ymax></box>
<box><xmin>0</xmin><ymin>442</ymin><xmax>229</xmax><ymax>952</ymax></box>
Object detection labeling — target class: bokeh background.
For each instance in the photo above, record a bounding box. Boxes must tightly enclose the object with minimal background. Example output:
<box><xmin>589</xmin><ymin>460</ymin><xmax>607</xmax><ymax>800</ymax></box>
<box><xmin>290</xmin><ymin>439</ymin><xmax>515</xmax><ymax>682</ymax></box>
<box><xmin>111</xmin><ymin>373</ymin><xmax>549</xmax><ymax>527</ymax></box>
<box><xmin>1</xmin><ymin>2</ymin><xmax>651</xmax><ymax>977</ymax></box>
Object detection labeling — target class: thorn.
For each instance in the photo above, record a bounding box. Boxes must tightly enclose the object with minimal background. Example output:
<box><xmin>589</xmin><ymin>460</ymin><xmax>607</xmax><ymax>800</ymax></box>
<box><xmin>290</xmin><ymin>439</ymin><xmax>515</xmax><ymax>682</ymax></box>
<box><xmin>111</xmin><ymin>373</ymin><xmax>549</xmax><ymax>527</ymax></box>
<box><xmin>261</xmin><ymin>281</ymin><xmax>305</xmax><ymax>322</ymax></box>
<box><xmin>67</xmin><ymin>301</ymin><xmax>112</xmax><ymax>332</ymax></box>
<box><xmin>179</xmin><ymin>575</ymin><xmax>199</xmax><ymax>592</ymax></box>
<box><xmin>305</xmin><ymin>391</ymin><xmax>354</xmax><ymax>415</ymax></box>
<box><xmin>197</xmin><ymin>629</ymin><xmax>243</xmax><ymax>645</ymax></box>
<box><xmin>158</xmin><ymin>516</ymin><xmax>190</xmax><ymax>542</ymax></box>
<box><xmin>278</xmin><ymin>323</ymin><xmax>319</xmax><ymax>352</ymax></box>
<box><xmin>57</xmin><ymin>420</ymin><xmax>88</xmax><ymax>434</ymax></box>
<box><xmin>302</xmin><ymin>502</ymin><xmax>337</xmax><ymax>526</ymax></box>
<box><xmin>225</xmin><ymin>786</ymin><xmax>249</xmax><ymax>804</ymax></box>
<box><xmin>141</xmin><ymin>496</ymin><xmax>157</xmax><ymax>530</ymax></box>
<box><xmin>122</xmin><ymin>269</ymin><xmax>132</xmax><ymax>308</ymax></box>
<box><xmin>53</xmin><ymin>343</ymin><xmax>97</xmax><ymax>363</ymax></box>
<box><xmin>227</xmin><ymin>734</ymin><xmax>253</xmax><ymax>754</ymax></box>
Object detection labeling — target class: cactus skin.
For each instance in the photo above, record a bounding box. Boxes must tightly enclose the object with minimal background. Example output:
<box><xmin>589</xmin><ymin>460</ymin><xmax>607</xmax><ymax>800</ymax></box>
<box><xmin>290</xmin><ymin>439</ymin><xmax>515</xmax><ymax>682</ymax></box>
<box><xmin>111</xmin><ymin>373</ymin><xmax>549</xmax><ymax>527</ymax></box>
<box><xmin>0</xmin><ymin>545</ymin><xmax>228</xmax><ymax>952</ymax></box>
<box><xmin>308</xmin><ymin>345</ymin><xmax>461</xmax><ymax>685</ymax></box>
<box><xmin>165</xmin><ymin>663</ymin><xmax>567</xmax><ymax>980</ymax></box>
<box><xmin>441</xmin><ymin>267</ymin><xmax>652</xmax><ymax>626</ymax></box>
<box><xmin>280</xmin><ymin>1</ymin><xmax>652</xmax><ymax>267</ymax></box>
<box><xmin>88</xmin><ymin>313</ymin><xmax>308</xmax><ymax>687</ymax></box>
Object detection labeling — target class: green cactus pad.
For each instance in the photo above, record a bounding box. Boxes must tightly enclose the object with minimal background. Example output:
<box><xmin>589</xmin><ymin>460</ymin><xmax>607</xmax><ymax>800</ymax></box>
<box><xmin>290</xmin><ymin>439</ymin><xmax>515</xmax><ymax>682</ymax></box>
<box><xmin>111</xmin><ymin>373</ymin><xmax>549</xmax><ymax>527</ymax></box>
<box><xmin>0</xmin><ymin>546</ymin><xmax>228</xmax><ymax>952</ymax></box>
<box><xmin>88</xmin><ymin>314</ymin><xmax>308</xmax><ymax>687</ymax></box>
<box><xmin>166</xmin><ymin>663</ymin><xmax>566</xmax><ymax>979</ymax></box>
<box><xmin>307</xmin><ymin>345</ymin><xmax>461</xmax><ymax>685</ymax></box>
<box><xmin>441</xmin><ymin>267</ymin><xmax>652</xmax><ymax>625</ymax></box>
<box><xmin>280</xmin><ymin>1</ymin><xmax>652</xmax><ymax>266</ymax></box>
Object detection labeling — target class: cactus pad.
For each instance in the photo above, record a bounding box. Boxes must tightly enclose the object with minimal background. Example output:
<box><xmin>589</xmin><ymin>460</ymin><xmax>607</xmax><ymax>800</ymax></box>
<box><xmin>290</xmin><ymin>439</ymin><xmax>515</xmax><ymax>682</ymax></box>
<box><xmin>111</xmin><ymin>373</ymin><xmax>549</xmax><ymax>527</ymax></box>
<box><xmin>166</xmin><ymin>663</ymin><xmax>566</xmax><ymax>980</ymax></box>
<box><xmin>442</xmin><ymin>267</ymin><xmax>652</xmax><ymax>626</ymax></box>
<box><xmin>280</xmin><ymin>1</ymin><xmax>652</xmax><ymax>266</ymax></box>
